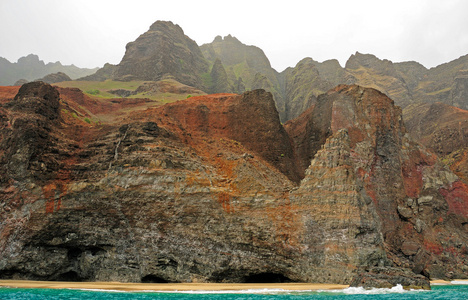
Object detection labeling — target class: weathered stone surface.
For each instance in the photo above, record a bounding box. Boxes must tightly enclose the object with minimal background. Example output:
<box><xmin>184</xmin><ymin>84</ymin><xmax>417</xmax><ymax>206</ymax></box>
<box><xmin>404</xmin><ymin>101</ymin><xmax>468</xmax><ymax>183</ymax></box>
<box><xmin>287</xmin><ymin>85</ymin><xmax>468</xmax><ymax>281</ymax></box>
<box><xmin>112</xmin><ymin>21</ymin><xmax>208</xmax><ymax>89</ymax></box>
<box><xmin>350</xmin><ymin>267</ymin><xmax>430</xmax><ymax>289</ymax></box>
<box><xmin>280</xmin><ymin>58</ymin><xmax>332</xmax><ymax>121</ymax></box>
<box><xmin>201</xmin><ymin>35</ymin><xmax>285</xmax><ymax>118</ymax></box>
<box><xmin>345</xmin><ymin>52</ymin><xmax>414</xmax><ymax>109</ymax></box>
<box><xmin>209</xmin><ymin>58</ymin><xmax>232</xmax><ymax>94</ymax></box>
<box><xmin>451</xmin><ymin>70</ymin><xmax>468</xmax><ymax>110</ymax></box>
<box><xmin>0</xmin><ymin>83</ymin><xmax>466</xmax><ymax>286</ymax></box>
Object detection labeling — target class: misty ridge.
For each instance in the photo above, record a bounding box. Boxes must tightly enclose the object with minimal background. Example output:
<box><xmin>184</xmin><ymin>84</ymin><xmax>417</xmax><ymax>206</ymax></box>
<box><xmin>2</xmin><ymin>20</ymin><xmax>468</xmax><ymax>123</ymax></box>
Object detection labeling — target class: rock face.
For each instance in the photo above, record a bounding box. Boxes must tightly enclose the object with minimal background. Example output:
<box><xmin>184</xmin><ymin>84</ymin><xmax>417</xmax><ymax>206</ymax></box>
<box><xmin>38</xmin><ymin>72</ymin><xmax>72</xmax><ymax>84</ymax></box>
<box><xmin>155</xmin><ymin>89</ymin><xmax>302</xmax><ymax>183</ymax></box>
<box><xmin>350</xmin><ymin>267</ymin><xmax>430</xmax><ymax>289</ymax></box>
<box><xmin>287</xmin><ymin>86</ymin><xmax>467</xmax><ymax>282</ymax></box>
<box><xmin>404</xmin><ymin>102</ymin><xmax>468</xmax><ymax>183</ymax></box>
<box><xmin>451</xmin><ymin>70</ymin><xmax>468</xmax><ymax>110</ymax></box>
<box><xmin>0</xmin><ymin>82</ymin><xmax>62</xmax><ymax>184</ymax></box>
<box><xmin>345</xmin><ymin>53</ymin><xmax>414</xmax><ymax>108</ymax></box>
<box><xmin>0</xmin><ymin>83</ymin><xmax>466</xmax><ymax>287</ymax></box>
<box><xmin>201</xmin><ymin>35</ymin><xmax>284</xmax><ymax>115</ymax></box>
<box><xmin>112</xmin><ymin>21</ymin><xmax>208</xmax><ymax>89</ymax></box>
<box><xmin>209</xmin><ymin>58</ymin><xmax>232</xmax><ymax>94</ymax></box>
<box><xmin>280</xmin><ymin>58</ymin><xmax>335</xmax><ymax>121</ymax></box>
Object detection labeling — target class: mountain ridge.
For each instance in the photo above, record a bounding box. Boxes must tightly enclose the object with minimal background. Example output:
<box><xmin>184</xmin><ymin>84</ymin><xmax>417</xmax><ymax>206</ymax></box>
<box><xmin>0</xmin><ymin>54</ymin><xmax>99</xmax><ymax>86</ymax></box>
<box><xmin>74</xmin><ymin>21</ymin><xmax>468</xmax><ymax>122</ymax></box>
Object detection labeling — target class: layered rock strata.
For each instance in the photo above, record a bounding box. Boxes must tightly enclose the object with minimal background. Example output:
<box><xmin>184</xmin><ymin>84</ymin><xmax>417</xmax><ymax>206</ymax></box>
<box><xmin>0</xmin><ymin>83</ymin><xmax>466</xmax><ymax>287</ymax></box>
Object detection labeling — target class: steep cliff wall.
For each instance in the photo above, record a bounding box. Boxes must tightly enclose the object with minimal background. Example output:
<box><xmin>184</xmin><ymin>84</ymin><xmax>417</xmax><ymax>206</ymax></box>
<box><xmin>0</xmin><ymin>83</ymin><xmax>466</xmax><ymax>287</ymax></box>
<box><xmin>287</xmin><ymin>85</ymin><xmax>468</xmax><ymax>282</ymax></box>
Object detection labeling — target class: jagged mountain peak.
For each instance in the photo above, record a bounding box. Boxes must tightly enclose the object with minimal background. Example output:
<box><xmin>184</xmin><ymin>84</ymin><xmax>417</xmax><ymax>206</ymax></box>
<box><xmin>148</xmin><ymin>20</ymin><xmax>183</xmax><ymax>32</ymax></box>
<box><xmin>345</xmin><ymin>52</ymin><xmax>394</xmax><ymax>70</ymax></box>
<box><xmin>211</xmin><ymin>34</ymin><xmax>242</xmax><ymax>44</ymax></box>
<box><xmin>16</xmin><ymin>54</ymin><xmax>43</xmax><ymax>65</ymax></box>
<box><xmin>112</xmin><ymin>20</ymin><xmax>208</xmax><ymax>88</ymax></box>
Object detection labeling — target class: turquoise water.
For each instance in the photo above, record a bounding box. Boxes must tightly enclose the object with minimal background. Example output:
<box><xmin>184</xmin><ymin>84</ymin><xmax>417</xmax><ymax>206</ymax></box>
<box><xmin>0</xmin><ymin>285</ymin><xmax>467</xmax><ymax>299</ymax></box>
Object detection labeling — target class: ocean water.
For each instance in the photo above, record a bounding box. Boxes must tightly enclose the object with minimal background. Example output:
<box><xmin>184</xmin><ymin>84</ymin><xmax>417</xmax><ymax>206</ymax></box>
<box><xmin>0</xmin><ymin>284</ymin><xmax>467</xmax><ymax>300</ymax></box>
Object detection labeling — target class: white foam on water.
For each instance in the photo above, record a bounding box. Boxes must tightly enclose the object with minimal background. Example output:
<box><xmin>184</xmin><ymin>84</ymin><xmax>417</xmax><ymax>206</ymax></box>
<box><xmin>70</xmin><ymin>284</ymin><xmax>433</xmax><ymax>295</ymax></box>
<box><xmin>142</xmin><ymin>288</ymin><xmax>301</xmax><ymax>294</ymax></box>
<box><xmin>66</xmin><ymin>287</ymin><xmax>316</xmax><ymax>295</ymax></box>
<box><xmin>74</xmin><ymin>288</ymin><xmax>127</xmax><ymax>293</ymax></box>
<box><xmin>451</xmin><ymin>280</ymin><xmax>468</xmax><ymax>285</ymax></box>
<box><xmin>321</xmin><ymin>284</ymin><xmax>417</xmax><ymax>295</ymax></box>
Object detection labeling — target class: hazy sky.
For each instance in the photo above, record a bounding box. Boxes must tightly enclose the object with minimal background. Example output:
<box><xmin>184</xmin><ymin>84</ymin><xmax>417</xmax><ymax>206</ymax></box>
<box><xmin>1</xmin><ymin>0</ymin><xmax>468</xmax><ymax>72</ymax></box>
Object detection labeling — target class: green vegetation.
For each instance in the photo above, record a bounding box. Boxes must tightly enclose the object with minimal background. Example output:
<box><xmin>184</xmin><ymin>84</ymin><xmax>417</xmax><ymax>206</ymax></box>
<box><xmin>232</xmin><ymin>61</ymin><xmax>250</xmax><ymax>78</ymax></box>
<box><xmin>86</xmin><ymin>89</ymin><xmax>100</xmax><ymax>95</ymax></box>
<box><xmin>55</xmin><ymin>79</ymin><xmax>206</xmax><ymax>106</ymax></box>
<box><xmin>55</xmin><ymin>80</ymin><xmax>147</xmax><ymax>98</ymax></box>
<box><xmin>201</xmin><ymin>72</ymin><xmax>212</xmax><ymax>88</ymax></box>
<box><xmin>84</xmin><ymin>117</ymin><xmax>91</xmax><ymax>124</ymax></box>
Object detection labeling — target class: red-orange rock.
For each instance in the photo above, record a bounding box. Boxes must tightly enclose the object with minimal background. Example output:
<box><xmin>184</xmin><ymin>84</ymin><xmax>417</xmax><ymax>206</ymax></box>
<box><xmin>0</xmin><ymin>83</ymin><xmax>466</xmax><ymax>287</ymax></box>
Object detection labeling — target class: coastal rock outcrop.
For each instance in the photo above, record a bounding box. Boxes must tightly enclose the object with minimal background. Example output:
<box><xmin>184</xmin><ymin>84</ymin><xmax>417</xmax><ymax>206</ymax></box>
<box><xmin>287</xmin><ymin>85</ymin><xmax>467</xmax><ymax>282</ymax></box>
<box><xmin>0</xmin><ymin>83</ymin><xmax>466</xmax><ymax>288</ymax></box>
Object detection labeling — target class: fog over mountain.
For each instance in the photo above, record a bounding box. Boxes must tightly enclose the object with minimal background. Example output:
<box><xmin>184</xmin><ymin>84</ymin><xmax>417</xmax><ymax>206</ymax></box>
<box><xmin>1</xmin><ymin>0</ymin><xmax>467</xmax><ymax>71</ymax></box>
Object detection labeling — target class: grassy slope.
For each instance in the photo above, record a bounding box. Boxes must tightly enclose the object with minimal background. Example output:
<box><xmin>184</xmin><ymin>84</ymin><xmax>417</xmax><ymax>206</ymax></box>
<box><xmin>54</xmin><ymin>79</ymin><xmax>202</xmax><ymax>103</ymax></box>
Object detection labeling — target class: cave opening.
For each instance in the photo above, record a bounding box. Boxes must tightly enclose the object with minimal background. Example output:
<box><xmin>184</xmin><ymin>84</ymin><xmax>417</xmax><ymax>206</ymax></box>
<box><xmin>55</xmin><ymin>271</ymin><xmax>82</xmax><ymax>282</ymax></box>
<box><xmin>67</xmin><ymin>248</ymin><xmax>82</xmax><ymax>260</ymax></box>
<box><xmin>141</xmin><ymin>274</ymin><xmax>169</xmax><ymax>283</ymax></box>
<box><xmin>244</xmin><ymin>272</ymin><xmax>293</xmax><ymax>283</ymax></box>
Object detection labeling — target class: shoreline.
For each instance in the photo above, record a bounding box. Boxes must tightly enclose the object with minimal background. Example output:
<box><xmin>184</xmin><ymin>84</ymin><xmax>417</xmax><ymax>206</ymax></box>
<box><xmin>431</xmin><ymin>279</ymin><xmax>468</xmax><ymax>285</ymax></box>
<box><xmin>0</xmin><ymin>280</ymin><xmax>348</xmax><ymax>292</ymax></box>
<box><xmin>0</xmin><ymin>279</ymin><xmax>467</xmax><ymax>292</ymax></box>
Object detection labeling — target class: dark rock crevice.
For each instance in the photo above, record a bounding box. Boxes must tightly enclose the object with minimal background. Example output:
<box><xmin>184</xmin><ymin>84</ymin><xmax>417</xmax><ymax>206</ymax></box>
<box><xmin>141</xmin><ymin>275</ymin><xmax>170</xmax><ymax>283</ymax></box>
<box><xmin>243</xmin><ymin>272</ymin><xmax>294</xmax><ymax>283</ymax></box>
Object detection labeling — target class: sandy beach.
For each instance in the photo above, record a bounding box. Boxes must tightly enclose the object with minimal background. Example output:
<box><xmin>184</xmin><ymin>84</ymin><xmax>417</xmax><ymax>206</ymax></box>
<box><xmin>1</xmin><ymin>279</ymin><xmax>467</xmax><ymax>292</ymax></box>
<box><xmin>430</xmin><ymin>279</ymin><xmax>468</xmax><ymax>285</ymax></box>
<box><xmin>0</xmin><ymin>280</ymin><xmax>349</xmax><ymax>292</ymax></box>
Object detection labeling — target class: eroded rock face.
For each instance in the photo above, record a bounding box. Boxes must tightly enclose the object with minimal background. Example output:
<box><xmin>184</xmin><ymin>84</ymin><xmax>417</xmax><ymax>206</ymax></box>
<box><xmin>404</xmin><ymin>102</ymin><xmax>468</xmax><ymax>183</ymax></box>
<box><xmin>350</xmin><ymin>267</ymin><xmax>431</xmax><ymax>289</ymax></box>
<box><xmin>0</xmin><ymin>82</ymin><xmax>62</xmax><ymax>183</ymax></box>
<box><xmin>451</xmin><ymin>70</ymin><xmax>468</xmax><ymax>110</ymax></box>
<box><xmin>288</xmin><ymin>85</ymin><xmax>467</xmax><ymax>281</ymax></box>
<box><xmin>0</xmin><ymin>83</ymin><xmax>466</xmax><ymax>287</ymax></box>
<box><xmin>154</xmin><ymin>89</ymin><xmax>301</xmax><ymax>183</ymax></box>
<box><xmin>113</xmin><ymin>21</ymin><xmax>208</xmax><ymax>89</ymax></box>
